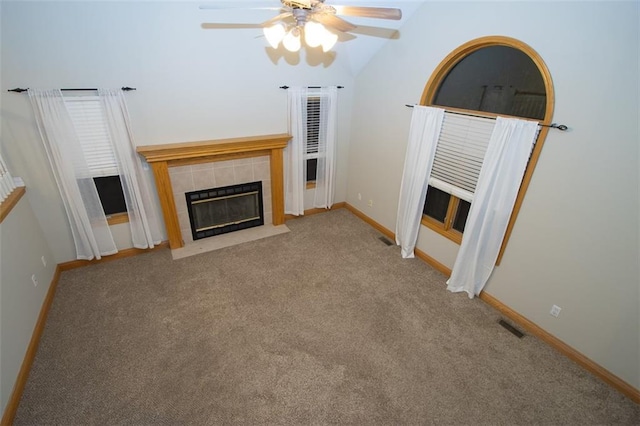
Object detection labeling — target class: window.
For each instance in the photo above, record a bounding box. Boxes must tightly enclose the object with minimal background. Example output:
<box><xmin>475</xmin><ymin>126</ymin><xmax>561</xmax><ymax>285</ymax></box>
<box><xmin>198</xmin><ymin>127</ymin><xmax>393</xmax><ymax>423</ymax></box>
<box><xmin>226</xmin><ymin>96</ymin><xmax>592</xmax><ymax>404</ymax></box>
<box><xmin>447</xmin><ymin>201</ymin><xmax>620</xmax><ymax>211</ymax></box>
<box><xmin>306</xmin><ymin>96</ymin><xmax>320</xmax><ymax>185</ymax></box>
<box><xmin>93</xmin><ymin>175</ymin><xmax>126</xmax><ymax>215</ymax></box>
<box><xmin>65</xmin><ymin>96</ymin><xmax>127</xmax><ymax>221</ymax></box>
<box><xmin>420</xmin><ymin>36</ymin><xmax>554</xmax><ymax>262</ymax></box>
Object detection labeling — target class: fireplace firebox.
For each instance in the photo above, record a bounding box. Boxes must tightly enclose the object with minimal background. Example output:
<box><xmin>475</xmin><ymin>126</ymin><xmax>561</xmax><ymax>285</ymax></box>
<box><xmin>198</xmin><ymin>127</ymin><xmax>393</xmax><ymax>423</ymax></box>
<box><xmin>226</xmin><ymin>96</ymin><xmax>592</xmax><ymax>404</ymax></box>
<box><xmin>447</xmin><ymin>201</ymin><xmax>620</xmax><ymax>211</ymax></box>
<box><xmin>185</xmin><ymin>181</ymin><xmax>264</xmax><ymax>241</ymax></box>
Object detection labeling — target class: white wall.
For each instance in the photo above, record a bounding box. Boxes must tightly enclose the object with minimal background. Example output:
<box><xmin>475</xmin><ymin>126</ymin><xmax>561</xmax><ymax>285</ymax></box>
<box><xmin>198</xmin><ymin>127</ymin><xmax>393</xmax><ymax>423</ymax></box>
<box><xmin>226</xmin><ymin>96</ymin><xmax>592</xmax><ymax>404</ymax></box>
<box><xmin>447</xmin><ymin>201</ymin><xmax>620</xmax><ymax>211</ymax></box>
<box><xmin>0</xmin><ymin>193</ymin><xmax>57</xmax><ymax>414</ymax></box>
<box><xmin>0</xmin><ymin>1</ymin><xmax>356</xmax><ymax>262</ymax></box>
<box><xmin>1</xmin><ymin>0</ymin><xmax>638</xmax><ymax>397</ymax></box>
<box><xmin>347</xmin><ymin>1</ymin><xmax>639</xmax><ymax>390</ymax></box>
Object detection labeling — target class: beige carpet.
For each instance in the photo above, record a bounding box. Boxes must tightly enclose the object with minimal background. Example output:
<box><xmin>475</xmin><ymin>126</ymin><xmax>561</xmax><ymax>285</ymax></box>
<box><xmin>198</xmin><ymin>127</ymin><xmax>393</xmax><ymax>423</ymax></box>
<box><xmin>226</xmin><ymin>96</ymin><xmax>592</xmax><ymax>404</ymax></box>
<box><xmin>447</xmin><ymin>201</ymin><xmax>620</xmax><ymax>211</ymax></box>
<box><xmin>14</xmin><ymin>209</ymin><xmax>640</xmax><ymax>425</ymax></box>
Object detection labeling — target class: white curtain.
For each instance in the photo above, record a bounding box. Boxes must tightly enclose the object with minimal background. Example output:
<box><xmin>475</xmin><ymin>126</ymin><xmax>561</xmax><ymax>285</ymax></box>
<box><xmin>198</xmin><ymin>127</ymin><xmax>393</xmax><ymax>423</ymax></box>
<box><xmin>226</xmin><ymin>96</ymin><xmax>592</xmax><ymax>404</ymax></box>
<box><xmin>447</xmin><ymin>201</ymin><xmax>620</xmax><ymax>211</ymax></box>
<box><xmin>99</xmin><ymin>88</ymin><xmax>162</xmax><ymax>249</ymax></box>
<box><xmin>447</xmin><ymin>117</ymin><xmax>539</xmax><ymax>298</ymax></box>
<box><xmin>29</xmin><ymin>89</ymin><xmax>117</xmax><ymax>260</ymax></box>
<box><xmin>313</xmin><ymin>86</ymin><xmax>338</xmax><ymax>209</ymax></box>
<box><xmin>284</xmin><ymin>87</ymin><xmax>307</xmax><ymax>215</ymax></box>
<box><xmin>395</xmin><ymin>106</ymin><xmax>445</xmax><ymax>258</ymax></box>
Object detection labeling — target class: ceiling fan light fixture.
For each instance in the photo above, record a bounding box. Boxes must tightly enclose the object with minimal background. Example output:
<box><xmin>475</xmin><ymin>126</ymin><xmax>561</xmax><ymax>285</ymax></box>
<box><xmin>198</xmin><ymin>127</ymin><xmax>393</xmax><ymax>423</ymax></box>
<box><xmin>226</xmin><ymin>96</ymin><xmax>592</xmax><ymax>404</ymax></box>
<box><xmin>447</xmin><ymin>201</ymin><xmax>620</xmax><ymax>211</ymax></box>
<box><xmin>282</xmin><ymin>27</ymin><xmax>301</xmax><ymax>52</ymax></box>
<box><xmin>304</xmin><ymin>21</ymin><xmax>325</xmax><ymax>48</ymax></box>
<box><xmin>263</xmin><ymin>23</ymin><xmax>286</xmax><ymax>49</ymax></box>
<box><xmin>321</xmin><ymin>30</ymin><xmax>338</xmax><ymax>52</ymax></box>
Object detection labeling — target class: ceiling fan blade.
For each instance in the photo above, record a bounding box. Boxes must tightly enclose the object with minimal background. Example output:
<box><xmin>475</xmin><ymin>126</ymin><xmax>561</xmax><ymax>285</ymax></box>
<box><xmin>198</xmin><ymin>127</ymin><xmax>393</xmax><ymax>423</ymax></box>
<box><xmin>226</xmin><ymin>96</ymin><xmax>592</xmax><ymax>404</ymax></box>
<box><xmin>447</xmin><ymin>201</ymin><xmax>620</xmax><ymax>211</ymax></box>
<box><xmin>313</xmin><ymin>13</ymin><xmax>356</xmax><ymax>33</ymax></box>
<box><xmin>350</xmin><ymin>25</ymin><xmax>399</xmax><ymax>39</ymax></box>
<box><xmin>336</xmin><ymin>31</ymin><xmax>356</xmax><ymax>42</ymax></box>
<box><xmin>201</xmin><ymin>13</ymin><xmax>293</xmax><ymax>31</ymax></box>
<box><xmin>333</xmin><ymin>6</ymin><xmax>402</xmax><ymax>20</ymax></box>
<box><xmin>201</xmin><ymin>23</ymin><xmax>265</xmax><ymax>29</ymax></box>
<box><xmin>199</xmin><ymin>4</ymin><xmax>281</xmax><ymax>11</ymax></box>
<box><xmin>261</xmin><ymin>12</ymin><xmax>293</xmax><ymax>27</ymax></box>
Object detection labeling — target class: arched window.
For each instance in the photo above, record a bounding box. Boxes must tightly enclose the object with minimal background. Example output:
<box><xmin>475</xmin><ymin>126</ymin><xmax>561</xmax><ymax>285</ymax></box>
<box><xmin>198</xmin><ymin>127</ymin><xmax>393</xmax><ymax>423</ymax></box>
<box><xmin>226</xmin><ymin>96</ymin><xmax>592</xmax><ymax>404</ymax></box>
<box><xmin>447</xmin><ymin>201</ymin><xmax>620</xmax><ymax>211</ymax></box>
<box><xmin>420</xmin><ymin>36</ymin><xmax>554</xmax><ymax>263</ymax></box>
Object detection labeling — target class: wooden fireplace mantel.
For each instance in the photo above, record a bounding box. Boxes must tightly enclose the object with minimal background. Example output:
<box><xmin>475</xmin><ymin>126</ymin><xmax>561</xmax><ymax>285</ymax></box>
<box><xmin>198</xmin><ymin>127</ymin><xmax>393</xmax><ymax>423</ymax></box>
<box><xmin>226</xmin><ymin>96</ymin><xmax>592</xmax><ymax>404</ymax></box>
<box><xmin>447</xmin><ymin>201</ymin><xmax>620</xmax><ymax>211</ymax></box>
<box><xmin>137</xmin><ymin>133</ymin><xmax>291</xmax><ymax>250</ymax></box>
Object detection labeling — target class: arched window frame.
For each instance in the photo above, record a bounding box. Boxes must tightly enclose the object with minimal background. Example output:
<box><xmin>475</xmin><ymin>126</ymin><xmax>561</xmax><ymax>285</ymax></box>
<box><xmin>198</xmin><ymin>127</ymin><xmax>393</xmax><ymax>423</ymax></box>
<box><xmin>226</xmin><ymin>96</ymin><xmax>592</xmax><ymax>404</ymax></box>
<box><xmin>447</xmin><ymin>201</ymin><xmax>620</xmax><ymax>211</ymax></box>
<box><xmin>420</xmin><ymin>36</ymin><xmax>555</xmax><ymax>265</ymax></box>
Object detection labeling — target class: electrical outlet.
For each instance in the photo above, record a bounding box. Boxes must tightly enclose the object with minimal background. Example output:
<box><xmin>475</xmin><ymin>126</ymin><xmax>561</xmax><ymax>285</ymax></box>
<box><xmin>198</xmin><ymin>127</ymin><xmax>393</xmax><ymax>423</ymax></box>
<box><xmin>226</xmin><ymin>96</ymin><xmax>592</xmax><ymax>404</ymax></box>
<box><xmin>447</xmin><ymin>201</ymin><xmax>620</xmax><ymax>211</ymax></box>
<box><xmin>550</xmin><ymin>305</ymin><xmax>561</xmax><ymax>317</ymax></box>
<box><xmin>358</xmin><ymin>193</ymin><xmax>362</xmax><ymax>201</ymax></box>
<box><xmin>41</xmin><ymin>255</ymin><xmax>47</xmax><ymax>267</ymax></box>
<box><xmin>31</xmin><ymin>274</ymin><xmax>38</xmax><ymax>287</ymax></box>
<box><xmin>368</xmin><ymin>199</ymin><xmax>373</xmax><ymax>207</ymax></box>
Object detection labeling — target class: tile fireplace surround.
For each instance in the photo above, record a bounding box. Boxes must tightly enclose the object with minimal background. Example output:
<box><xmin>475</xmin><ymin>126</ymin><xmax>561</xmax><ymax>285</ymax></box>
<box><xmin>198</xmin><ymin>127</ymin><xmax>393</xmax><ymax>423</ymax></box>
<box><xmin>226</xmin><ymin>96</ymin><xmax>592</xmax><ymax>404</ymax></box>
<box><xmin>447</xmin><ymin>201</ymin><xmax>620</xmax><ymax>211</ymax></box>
<box><xmin>137</xmin><ymin>134</ymin><xmax>291</xmax><ymax>250</ymax></box>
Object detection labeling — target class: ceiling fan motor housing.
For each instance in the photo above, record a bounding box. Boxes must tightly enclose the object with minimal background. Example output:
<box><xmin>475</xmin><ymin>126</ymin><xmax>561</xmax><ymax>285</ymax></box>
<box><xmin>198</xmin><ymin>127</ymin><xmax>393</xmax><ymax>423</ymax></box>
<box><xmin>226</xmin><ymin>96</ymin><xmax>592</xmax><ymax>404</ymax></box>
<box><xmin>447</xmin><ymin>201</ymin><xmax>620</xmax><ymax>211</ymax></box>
<box><xmin>292</xmin><ymin>9</ymin><xmax>309</xmax><ymax>26</ymax></box>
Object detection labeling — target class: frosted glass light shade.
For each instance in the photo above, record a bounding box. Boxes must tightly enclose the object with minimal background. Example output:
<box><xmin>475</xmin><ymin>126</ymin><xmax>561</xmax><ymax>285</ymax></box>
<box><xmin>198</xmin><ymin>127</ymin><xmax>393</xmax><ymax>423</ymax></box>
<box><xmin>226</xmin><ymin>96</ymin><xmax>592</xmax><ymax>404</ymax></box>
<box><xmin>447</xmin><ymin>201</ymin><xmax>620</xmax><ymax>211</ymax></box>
<box><xmin>263</xmin><ymin>23</ymin><xmax>285</xmax><ymax>49</ymax></box>
<box><xmin>282</xmin><ymin>28</ymin><xmax>301</xmax><ymax>52</ymax></box>
<box><xmin>304</xmin><ymin>21</ymin><xmax>325</xmax><ymax>48</ymax></box>
<box><xmin>321</xmin><ymin>30</ymin><xmax>338</xmax><ymax>52</ymax></box>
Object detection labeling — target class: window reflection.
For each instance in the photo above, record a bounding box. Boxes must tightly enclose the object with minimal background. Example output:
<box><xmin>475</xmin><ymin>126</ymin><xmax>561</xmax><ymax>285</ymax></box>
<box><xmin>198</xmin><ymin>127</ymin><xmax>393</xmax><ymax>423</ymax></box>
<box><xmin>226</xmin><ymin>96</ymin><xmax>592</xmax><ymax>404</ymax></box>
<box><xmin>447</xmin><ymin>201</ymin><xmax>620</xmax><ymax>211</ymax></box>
<box><xmin>433</xmin><ymin>46</ymin><xmax>546</xmax><ymax>120</ymax></box>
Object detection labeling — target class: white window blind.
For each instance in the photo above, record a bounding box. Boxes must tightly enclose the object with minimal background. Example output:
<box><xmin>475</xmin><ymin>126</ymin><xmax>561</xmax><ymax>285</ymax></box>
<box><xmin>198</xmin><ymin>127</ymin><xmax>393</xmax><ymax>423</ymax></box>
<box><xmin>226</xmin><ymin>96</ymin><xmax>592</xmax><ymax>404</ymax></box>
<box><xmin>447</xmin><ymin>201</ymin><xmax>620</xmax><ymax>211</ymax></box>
<box><xmin>429</xmin><ymin>112</ymin><xmax>495</xmax><ymax>203</ymax></box>
<box><xmin>306</xmin><ymin>96</ymin><xmax>320</xmax><ymax>159</ymax></box>
<box><xmin>65</xmin><ymin>96</ymin><xmax>119</xmax><ymax>177</ymax></box>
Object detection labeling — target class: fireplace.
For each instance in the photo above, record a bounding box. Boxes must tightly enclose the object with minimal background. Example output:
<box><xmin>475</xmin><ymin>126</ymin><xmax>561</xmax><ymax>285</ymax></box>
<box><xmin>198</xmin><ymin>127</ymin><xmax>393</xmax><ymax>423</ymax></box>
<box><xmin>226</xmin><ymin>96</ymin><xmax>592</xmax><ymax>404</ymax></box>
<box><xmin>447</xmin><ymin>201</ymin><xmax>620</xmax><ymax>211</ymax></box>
<box><xmin>186</xmin><ymin>181</ymin><xmax>264</xmax><ymax>241</ymax></box>
<box><xmin>136</xmin><ymin>133</ymin><xmax>290</xmax><ymax>250</ymax></box>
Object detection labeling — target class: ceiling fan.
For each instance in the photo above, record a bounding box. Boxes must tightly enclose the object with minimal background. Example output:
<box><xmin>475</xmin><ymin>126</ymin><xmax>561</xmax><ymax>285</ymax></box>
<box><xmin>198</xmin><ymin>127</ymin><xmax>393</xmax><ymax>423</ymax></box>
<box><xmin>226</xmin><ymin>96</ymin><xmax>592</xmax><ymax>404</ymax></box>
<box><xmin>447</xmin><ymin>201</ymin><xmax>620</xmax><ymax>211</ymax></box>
<box><xmin>200</xmin><ymin>0</ymin><xmax>402</xmax><ymax>52</ymax></box>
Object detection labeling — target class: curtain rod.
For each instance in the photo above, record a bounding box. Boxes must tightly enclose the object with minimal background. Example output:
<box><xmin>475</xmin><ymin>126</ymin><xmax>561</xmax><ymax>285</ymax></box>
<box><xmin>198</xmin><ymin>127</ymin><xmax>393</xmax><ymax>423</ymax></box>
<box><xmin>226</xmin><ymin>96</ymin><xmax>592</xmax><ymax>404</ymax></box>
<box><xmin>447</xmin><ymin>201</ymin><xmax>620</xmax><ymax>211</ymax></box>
<box><xmin>7</xmin><ymin>87</ymin><xmax>137</xmax><ymax>93</ymax></box>
<box><xmin>280</xmin><ymin>85</ymin><xmax>344</xmax><ymax>89</ymax></box>
<box><xmin>405</xmin><ymin>104</ymin><xmax>568</xmax><ymax>131</ymax></box>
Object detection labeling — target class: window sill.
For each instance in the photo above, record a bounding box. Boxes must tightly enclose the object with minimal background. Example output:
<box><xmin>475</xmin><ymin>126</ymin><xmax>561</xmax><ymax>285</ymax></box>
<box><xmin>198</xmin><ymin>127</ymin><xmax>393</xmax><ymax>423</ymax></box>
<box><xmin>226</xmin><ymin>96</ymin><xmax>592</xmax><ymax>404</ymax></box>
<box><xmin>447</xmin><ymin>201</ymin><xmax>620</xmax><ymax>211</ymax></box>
<box><xmin>0</xmin><ymin>186</ymin><xmax>26</xmax><ymax>223</ymax></box>
<box><xmin>306</xmin><ymin>181</ymin><xmax>316</xmax><ymax>190</ymax></box>
<box><xmin>107</xmin><ymin>212</ymin><xmax>129</xmax><ymax>226</ymax></box>
<box><xmin>421</xmin><ymin>215</ymin><xmax>463</xmax><ymax>245</ymax></box>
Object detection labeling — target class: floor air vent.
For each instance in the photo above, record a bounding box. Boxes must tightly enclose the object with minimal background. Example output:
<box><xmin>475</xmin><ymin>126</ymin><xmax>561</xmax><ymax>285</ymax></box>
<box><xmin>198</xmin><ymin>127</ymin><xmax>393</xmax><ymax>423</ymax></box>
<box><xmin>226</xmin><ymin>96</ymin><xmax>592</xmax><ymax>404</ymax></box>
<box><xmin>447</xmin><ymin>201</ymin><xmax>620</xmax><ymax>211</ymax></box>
<box><xmin>378</xmin><ymin>236</ymin><xmax>394</xmax><ymax>246</ymax></box>
<box><xmin>498</xmin><ymin>319</ymin><xmax>524</xmax><ymax>338</ymax></box>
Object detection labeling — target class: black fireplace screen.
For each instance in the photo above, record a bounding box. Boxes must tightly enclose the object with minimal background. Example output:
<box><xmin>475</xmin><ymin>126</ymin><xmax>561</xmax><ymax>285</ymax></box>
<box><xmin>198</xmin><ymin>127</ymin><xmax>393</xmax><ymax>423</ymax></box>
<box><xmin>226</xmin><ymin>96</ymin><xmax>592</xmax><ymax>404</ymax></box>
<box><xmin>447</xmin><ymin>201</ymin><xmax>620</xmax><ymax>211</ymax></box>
<box><xmin>186</xmin><ymin>181</ymin><xmax>264</xmax><ymax>241</ymax></box>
